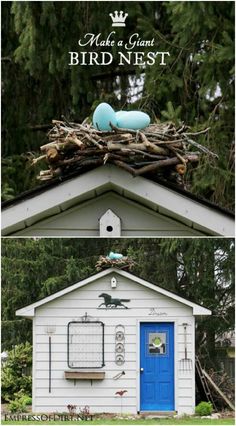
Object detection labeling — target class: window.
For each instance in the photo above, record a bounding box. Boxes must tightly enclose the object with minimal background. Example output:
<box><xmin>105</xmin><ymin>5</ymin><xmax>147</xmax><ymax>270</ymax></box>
<box><xmin>67</xmin><ymin>321</ymin><xmax>105</xmax><ymax>368</ymax></box>
<box><xmin>147</xmin><ymin>331</ymin><xmax>167</xmax><ymax>355</ymax></box>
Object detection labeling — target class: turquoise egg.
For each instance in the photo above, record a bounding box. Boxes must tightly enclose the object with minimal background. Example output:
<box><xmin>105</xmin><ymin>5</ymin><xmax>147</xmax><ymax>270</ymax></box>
<box><xmin>115</xmin><ymin>110</ymin><xmax>128</xmax><ymax>121</ymax></box>
<box><xmin>107</xmin><ymin>251</ymin><xmax>123</xmax><ymax>260</ymax></box>
<box><xmin>92</xmin><ymin>103</ymin><xmax>117</xmax><ymax>131</ymax></box>
<box><xmin>117</xmin><ymin>111</ymin><xmax>150</xmax><ymax>130</ymax></box>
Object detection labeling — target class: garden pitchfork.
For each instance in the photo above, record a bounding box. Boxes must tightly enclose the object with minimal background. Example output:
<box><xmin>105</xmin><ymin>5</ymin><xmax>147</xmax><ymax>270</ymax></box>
<box><xmin>179</xmin><ymin>323</ymin><xmax>193</xmax><ymax>371</ymax></box>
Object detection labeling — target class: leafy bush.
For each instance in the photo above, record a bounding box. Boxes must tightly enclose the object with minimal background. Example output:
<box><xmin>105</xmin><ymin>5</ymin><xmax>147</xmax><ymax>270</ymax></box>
<box><xmin>22</xmin><ymin>395</ymin><xmax>32</xmax><ymax>406</ymax></box>
<box><xmin>195</xmin><ymin>401</ymin><xmax>213</xmax><ymax>416</ymax></box>
<box><xmin>1</xmin><ymin>342</ymin><xmax>32</xmax><ymax>402</ymax></box>
<box><xmin>7</xmin><ymin>390</ymin><xmax>32</xmax><ymax>413</ymax></box>
<box><xmin>8</xmin><ymin>399</ymin><xmax>26</xmax><ymax>413</ymax></box>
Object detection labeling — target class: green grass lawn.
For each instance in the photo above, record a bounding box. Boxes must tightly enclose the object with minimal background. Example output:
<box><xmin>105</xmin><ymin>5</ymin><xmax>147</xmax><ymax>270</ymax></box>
<box><xmin>1</xmin><ymin>418</ymin><xmax>235</xmax><ymax>425</ymax></box>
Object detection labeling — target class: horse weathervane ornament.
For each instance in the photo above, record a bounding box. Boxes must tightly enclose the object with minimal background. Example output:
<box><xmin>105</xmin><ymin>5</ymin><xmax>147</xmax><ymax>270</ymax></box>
<box><xmin>98</xmin><ymin>293</ymin><xmax>130</xmax><ymax>309</ymax></box>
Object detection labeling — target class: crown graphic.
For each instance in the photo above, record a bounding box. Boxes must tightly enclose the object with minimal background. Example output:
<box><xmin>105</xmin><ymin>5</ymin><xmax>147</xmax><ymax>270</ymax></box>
<box><xmin>109</xmin><ymin>10</ymin><xmax>128</xmax><ymax>27</ymax></box>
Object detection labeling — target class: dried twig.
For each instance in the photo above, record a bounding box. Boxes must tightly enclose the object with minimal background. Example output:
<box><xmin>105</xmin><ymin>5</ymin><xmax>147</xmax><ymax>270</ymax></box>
<box><xmin>31</xmin><ymin>118</ymin><xmax>213</xmax><ymax>184</ymax></box>
<box><xmin>95</xmin><ymin>255</ymin><xmax>135</xmax><ymax>272</ymax></box>
<box><xmin>183</xmin><ymin>135</ymin><xmax>218</xmax><ymax>158</ymax></box>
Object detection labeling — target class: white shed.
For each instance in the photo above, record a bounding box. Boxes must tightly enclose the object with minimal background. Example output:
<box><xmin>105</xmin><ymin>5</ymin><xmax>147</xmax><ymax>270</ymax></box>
<box><xmin>2</xmin><ymin>165</ymin><xmax>234</xmax><ymax>237</ymax></box>
<box><xmin>16</xmin><ymin>268</ymin><xmax>211</xmax><ymax>415</ymax></box>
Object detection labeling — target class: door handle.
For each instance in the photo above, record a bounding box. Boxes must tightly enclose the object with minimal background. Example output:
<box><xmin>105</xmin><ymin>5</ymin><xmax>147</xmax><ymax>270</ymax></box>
<box><xmin>140</xmin><ymin>368</ymin><xmax>144</xmax><ymax>372</ymax></box>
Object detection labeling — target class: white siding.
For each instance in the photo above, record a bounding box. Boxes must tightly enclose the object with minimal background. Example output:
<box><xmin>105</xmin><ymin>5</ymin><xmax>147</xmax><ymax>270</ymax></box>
<box><xmin>33</xmin><ymin>273</ymin><xmax>195</xmax><ymax>415</ymax></box>
<box><xmin>14</xmin><ymin>192</ymin><xmax>203</xmax><ymax>237</ymax></box>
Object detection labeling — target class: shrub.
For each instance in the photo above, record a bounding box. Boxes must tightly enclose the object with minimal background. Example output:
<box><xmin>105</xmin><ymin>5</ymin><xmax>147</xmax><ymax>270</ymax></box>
<box><xmin>195</xmin><ymin>401</ymin><xmax>213</xmax><ymax>416</ymax></box>
<box><xmin>7</xmin><ymin>391</ymin><xmax>32</xmax><ymax>413</ymax></box>
<box><xmin>22</xmin><ymin>395</ymin><xmax>32</xmax><ymax>406</ymax></box>
<box><xmin>1</xmin><ymin>342</ymin><xmax>32</xmax><ymax>402</ymax></box>
<box><xmin>8</xmin><ymin>399</ymin><xmax>26</xmax><ymax>413</ymax></box>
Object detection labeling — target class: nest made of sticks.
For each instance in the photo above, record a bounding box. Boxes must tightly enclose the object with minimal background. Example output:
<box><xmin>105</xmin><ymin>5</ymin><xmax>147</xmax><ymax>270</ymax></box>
<box><xmin>32</xmin><ymin>118</ymin><xmax>216</xmax><ymax>185</ymax></box>
<box><xmin>95</xmin><ymin>256</ymin><xmax>135</xmax><ymax>272</ymax></box>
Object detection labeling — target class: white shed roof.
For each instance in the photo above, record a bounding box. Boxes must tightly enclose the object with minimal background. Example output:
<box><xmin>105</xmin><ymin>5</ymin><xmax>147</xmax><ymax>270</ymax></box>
<box><xmin>16</xmin><ymin>268</ymin><xmax>211</xmax><ymax>318</ymax></box>
<box><xmin>2</xmin><ymin>165</ymin><xmax>234</xmax><ymax>236</ymax></box>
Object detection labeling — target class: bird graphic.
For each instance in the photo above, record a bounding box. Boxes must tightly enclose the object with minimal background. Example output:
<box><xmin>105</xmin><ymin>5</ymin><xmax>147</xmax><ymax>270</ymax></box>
<box><xmin>115</xmin><ymin>390</ymin><xmax>128</xmax><ymax>396</ymax></box>
<box><xmin>115</xmin><ymin>389</ymin><xmax>128</xmax><ymax>414</ymax></box>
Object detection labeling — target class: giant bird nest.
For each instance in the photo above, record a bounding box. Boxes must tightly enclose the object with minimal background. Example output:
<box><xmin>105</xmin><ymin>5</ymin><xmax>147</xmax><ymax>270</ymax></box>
<box><xmin>95</xmin><ymin>255</ymin><xmax>135</xmax><ymax>272</ymax></box>
<box><xmin>32</xmin><ymin>117</ymin><xmax>216</xmax><ymax>186</ymax></box>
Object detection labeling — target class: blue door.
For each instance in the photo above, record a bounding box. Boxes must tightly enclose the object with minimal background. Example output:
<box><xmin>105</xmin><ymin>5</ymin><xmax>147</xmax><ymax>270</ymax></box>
<box><xmin>140</xmin><ymin>322</ymin><xmax>174</xmax><ymax>411</ymax></box>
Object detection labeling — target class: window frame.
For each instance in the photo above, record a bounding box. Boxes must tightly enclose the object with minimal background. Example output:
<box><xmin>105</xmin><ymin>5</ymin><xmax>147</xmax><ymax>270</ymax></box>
<box><xmin>146</xmin><ymin>329</ymin><xmax>169</xmax><ymax>357</ymax></box>
<box><xmin>67</xmin><ymin>320</ymin><xmax>105</xmax><ymax>369</ymax></box>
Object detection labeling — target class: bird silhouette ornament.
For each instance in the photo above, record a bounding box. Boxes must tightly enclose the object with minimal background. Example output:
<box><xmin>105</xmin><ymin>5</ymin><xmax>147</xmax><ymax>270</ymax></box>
<box><xmin>98</xmin><ymin>293</ymin><xmax>130</xmax><ymax>309</ymax></box>
<box><xmin>115</xmin><ymin>390</ymin><xmax>128</xmax><ymax>415</ymax></box>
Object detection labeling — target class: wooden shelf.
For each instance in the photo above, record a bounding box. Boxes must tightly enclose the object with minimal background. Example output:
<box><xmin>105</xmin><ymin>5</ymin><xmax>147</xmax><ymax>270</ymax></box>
<box><xmin>64</xmin><ymin>371</ymin><xmax>105</xmax><ymax>380</ymax></box>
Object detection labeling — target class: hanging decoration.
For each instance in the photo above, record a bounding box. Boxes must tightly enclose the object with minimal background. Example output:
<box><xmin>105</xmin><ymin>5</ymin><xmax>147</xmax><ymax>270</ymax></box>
<box><xmin>98</xmin><ymin>293</ymin><xmax>130</xmax><ymax>309</ymax></box>
<box><xmin>115</xmin><ymin>325</ymin><xmax>125</xmax><ymax>366</ymax></box>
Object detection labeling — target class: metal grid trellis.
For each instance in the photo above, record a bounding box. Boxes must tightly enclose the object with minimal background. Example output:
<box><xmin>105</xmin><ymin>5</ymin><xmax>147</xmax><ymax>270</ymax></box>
<box><xmin>67</xmin><ymin>321</ymin><xmax>105</xmax><ymax>368</ymax></box>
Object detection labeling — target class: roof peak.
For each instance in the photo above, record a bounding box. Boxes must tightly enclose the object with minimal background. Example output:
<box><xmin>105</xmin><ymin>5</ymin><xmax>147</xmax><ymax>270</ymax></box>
<box><xmin>15</xmin><ymin>267</ymin><xmax>211</xmax><ymax>318</ymax></box>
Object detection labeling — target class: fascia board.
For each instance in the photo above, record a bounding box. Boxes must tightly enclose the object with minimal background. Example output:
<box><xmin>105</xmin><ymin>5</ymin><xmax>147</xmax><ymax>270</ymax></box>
<box><xmin>2</xmin><ymin>165</ymin><xmax>234</xmax><ymax>236</ymax></box>
<box><xmin>2</xmin><ymin>168</ymin><xmax>110</xmax><ymax>232</ymax></box>
<box><xmin>15</xmin><ymin>268</ymin><xmax>114</xmax><ymax>317</ymax></box>
<box><xmin>15</xmin><ymin>268</ymin><xmax>211</xmax><ymax>318</ymax></box>
<box><xmin>108</xmin><ymin>167</ymin><xmax>234</xmax><ymax>236</ymax></box>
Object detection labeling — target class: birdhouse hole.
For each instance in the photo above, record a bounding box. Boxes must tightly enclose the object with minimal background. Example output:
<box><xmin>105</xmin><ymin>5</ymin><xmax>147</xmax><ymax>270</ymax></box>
<box><xmin>99</xmin><ymin>209</ymin><xmax>121</xmax><ymax>236</ymax></box>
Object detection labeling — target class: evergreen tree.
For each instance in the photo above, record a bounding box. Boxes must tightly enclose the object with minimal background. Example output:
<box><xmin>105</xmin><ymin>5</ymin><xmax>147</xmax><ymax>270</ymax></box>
<box><xmin>1</xmin><ymin>2</ymin><xmax>234</xmax><ymax>209</ymax></box>
<box><xmin>159</xmin><ymin>238</ymin><xmax>235</xmax><ymax>364</ymax></box>
<box><xmin>139</xmin><ymin>1</ymin><xmax>235</xmax><ymax>208</ymax></box>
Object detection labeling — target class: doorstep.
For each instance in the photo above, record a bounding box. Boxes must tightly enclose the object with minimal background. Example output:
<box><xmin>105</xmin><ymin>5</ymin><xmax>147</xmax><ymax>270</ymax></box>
<box><xmin>139</xmin><ymin>411</ymin><xmax>176</xmax><ymax>417</ymax></box>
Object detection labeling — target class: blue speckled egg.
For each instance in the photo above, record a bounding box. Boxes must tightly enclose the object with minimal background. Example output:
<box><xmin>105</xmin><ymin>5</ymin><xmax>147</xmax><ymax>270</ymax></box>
<box><xmin>93</xmin><ymin>103</ymin><xmax>117</xmax><ymax>131</ymax></box>
<box><xmin>117</xmin><ymin>111</ymin><xmax>150</xmax><ymax>130</ymax></box>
